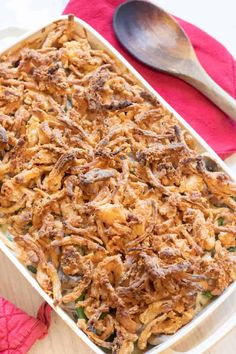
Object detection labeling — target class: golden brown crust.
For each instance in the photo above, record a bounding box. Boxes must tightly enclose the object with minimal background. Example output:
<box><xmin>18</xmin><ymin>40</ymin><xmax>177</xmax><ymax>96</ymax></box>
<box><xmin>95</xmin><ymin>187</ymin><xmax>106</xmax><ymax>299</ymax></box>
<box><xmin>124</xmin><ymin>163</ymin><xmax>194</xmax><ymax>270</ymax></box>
<box><xmin>0</xmin><ymin>19</ymin><xmax>236</xmax><ymax>353</ymax></box>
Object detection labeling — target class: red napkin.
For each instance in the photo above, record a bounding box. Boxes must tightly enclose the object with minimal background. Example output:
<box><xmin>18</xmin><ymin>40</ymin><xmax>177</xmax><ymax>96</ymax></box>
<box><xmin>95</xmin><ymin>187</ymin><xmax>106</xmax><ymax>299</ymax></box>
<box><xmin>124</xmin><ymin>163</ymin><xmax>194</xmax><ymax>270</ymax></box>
<box><xmin>64</xmin><ymin>0</ymin><xmax>236</xmax><ymax>159</ymax></box>
<box><xmin>0</xmin><ymin>297</ymin><xmax>51</xmax><ymax>354</ymax></box>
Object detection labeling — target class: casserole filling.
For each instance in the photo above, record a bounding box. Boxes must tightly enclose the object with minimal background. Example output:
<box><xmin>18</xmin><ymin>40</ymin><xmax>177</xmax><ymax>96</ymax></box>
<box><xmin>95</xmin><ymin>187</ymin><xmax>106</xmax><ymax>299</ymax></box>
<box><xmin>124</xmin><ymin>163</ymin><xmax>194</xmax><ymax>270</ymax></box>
<box><xmin>0</xmin><ymin>18</ymin><xmax>236</xmax><ymax>353</ymax></box>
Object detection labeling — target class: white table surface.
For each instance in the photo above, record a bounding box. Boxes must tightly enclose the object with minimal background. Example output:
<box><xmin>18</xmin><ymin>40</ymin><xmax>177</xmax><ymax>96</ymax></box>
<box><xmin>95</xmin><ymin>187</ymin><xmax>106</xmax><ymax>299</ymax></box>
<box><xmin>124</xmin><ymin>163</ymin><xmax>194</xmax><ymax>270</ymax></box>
<box><xmin>0</xmin><ymin>1</ymin><xmax>236</xmax><ymax>354</ymax></box>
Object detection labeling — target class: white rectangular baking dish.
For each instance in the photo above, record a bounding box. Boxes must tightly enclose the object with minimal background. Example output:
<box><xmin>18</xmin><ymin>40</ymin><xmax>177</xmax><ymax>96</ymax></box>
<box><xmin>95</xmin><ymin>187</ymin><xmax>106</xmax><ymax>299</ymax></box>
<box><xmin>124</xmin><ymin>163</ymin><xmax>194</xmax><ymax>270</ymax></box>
<box><xmin>0</xmin><ymin>15</ymin><xmax>235</xmax><ymax>354</ymax></box>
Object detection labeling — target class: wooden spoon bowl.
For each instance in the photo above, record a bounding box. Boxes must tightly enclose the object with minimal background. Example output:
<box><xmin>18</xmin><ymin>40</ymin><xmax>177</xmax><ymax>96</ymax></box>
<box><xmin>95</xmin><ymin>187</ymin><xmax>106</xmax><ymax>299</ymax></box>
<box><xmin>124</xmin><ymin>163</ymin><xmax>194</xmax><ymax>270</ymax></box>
<box><xmin>113</xmin><ymin>0</ymin><xmax>236</xmax><ymax>121</ymax></box>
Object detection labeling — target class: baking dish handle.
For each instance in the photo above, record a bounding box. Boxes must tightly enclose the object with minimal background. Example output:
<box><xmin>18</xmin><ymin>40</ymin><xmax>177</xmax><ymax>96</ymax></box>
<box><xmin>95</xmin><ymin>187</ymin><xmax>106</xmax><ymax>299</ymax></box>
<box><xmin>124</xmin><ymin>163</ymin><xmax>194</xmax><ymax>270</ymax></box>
<box><xmin>0</xmin><ymin>27</ymin><xmax>29</xmax><ymax>40</ymax></box>
<box><xmin>167</xmin><ymin>313</ymin><xmax>236</xmax><ymax>354</ymax></box>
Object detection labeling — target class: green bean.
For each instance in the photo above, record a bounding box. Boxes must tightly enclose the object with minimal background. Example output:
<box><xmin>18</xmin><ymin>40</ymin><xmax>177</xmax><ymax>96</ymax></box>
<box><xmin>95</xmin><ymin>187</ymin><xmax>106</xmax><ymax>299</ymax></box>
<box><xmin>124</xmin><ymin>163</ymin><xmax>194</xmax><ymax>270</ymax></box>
<box><xmin>202</xmin><ymin>291</ymin><xmax>213</xmax><ymax>299</ymax></box>
<box><xmin>228</xmin><ymin>246</ymin><xmax>236</xmax><ymax>252</ymax></box>
<box><xmin>75</xmin><ymin>294</ymin><xmax>88</xmax><ymax>320</ymax></box>
<box><xmin>99</xmin><ymin>312</ymin><xmax>107</xmax><ymax>320</ymax></box>
<box><xmin>27</xmin><ymin>265</ymin><xmax>37</xmax><ymax>274</ymax></box>
<box><xmin>106</xmin><ymin>332</ymin><xmax>116</xmax><ymax>342</ymax></box>
<box><xmin>75</xmin><ymin>307</ymin><xmax>87</xmax><ymax>320</ymax></box>
<box><xmin>217</xmin><ymin>217</ymin><xmax>224</xmax><ymax>226</ymax></box>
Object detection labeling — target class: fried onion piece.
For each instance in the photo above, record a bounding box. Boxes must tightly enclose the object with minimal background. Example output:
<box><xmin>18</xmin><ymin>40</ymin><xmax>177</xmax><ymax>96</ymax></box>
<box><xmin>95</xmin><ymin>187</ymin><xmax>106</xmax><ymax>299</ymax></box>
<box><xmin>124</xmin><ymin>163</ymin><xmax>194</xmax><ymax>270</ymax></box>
<box><xmin>80</xmin><ymin>168</ymin><xmax>116</xmax><ymax>184</ymax></box>
<box><xmin>47</xmin><ymin>262</ymin><xmax>62</xmax><ymax>305</ymax></box>
<box><xmin>139</xmin><ymin>301</ymin><xmax>172</xmax><ymax>325</ymax></box>
<box><xmin>138</xmin><ymin>313</ymin><xmax>168</xmax><ymax>350</ymax></box>
<box><xmin>46</xmin><ymin>150</ymin><xmax>78</xmax><ymax>191</ymax></box>
<box><xmin>51</xmin><ymin>236</ymin><xmax>106</xmax><ymax>256</ymax></box>
<box><xmin>77</xmin><ymin>319</ymin><xmax>113</xmax><ymax>349</ymax></box>
<box><xmin>62</xmin><ymin>268</ymin><xmax>92</xmax><ymax>303</ymax></box>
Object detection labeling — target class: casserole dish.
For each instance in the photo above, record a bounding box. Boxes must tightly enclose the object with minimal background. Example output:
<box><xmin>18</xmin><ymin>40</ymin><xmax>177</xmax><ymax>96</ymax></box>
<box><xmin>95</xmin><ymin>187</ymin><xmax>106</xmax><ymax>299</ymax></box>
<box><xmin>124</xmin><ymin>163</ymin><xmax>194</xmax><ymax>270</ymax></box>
<box><xmin>0</xmin><ymin>15</ymin><xmax>236</xmax><ymax>354</ymax></box>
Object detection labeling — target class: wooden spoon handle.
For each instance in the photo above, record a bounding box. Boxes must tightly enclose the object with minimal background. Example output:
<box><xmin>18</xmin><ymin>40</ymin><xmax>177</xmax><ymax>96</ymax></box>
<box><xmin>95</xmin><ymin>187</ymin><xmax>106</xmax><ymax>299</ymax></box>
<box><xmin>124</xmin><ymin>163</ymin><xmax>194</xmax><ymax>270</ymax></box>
<box><xmin>180</xmin><ymin>63</ymin><xmax>236</xmax><ymax>121</ymax></box>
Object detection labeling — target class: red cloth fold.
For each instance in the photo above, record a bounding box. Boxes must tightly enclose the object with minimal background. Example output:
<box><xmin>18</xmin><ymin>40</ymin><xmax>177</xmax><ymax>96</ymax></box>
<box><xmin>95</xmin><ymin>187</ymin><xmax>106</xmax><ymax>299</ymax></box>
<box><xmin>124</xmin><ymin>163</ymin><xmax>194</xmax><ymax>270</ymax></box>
<box><xmin>0</xmin><ymin>297</ymin><xmax>51</xmax><ymax>354</ymax></box>
<box><xmin>64</xmin><ymin>0</ymin><xmax>236</xmax><ymax>159</ymax></box>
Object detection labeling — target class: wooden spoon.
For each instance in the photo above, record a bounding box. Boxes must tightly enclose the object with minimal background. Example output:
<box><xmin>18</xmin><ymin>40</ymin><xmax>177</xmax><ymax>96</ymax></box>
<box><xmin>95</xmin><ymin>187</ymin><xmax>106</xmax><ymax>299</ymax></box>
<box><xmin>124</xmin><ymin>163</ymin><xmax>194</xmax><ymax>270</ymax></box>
<box><xmin>113</xmin><ymin>0</ymin><xmax>236</xmax><ymax>121</ymax></box>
